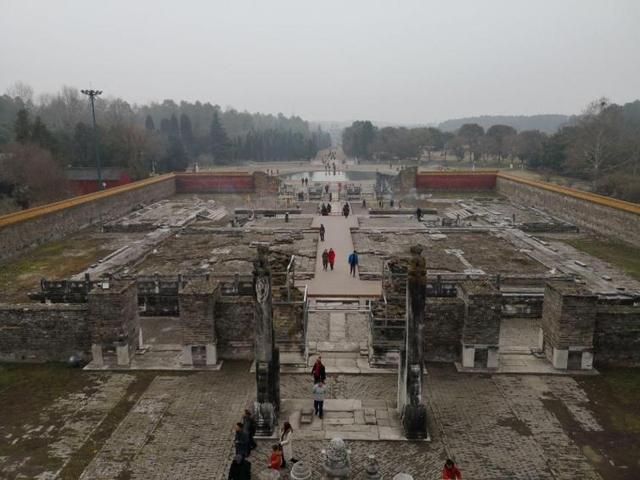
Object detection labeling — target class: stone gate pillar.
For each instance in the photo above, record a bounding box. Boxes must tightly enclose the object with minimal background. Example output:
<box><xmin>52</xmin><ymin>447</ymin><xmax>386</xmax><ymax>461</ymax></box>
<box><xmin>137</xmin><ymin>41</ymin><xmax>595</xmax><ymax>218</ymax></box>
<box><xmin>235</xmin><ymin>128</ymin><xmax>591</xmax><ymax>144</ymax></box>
<box><xmin>88</xmin><ymin>279</ymin><xmax>139</xmax><ymax>367</ymax></box>
<box><xmin>541</xmin><ymin>280</ymin><xmax>597</xmax><ymax>370</ymax></box>
<box><xmin>179</xmin><ymin>278</ymin><xmax>219</xmax><ymax>366</ymax></box>
<box><xmin>458</xmin><ymin>280</ymin><xmax>501</xmax><ymax>369</ymax></box>
<box><xmin>253</xmin><ymin>245</ymin><xmax>280</xmax><ymax>436</ymax></box>
<box><xmin>397</xmin><ymin>245</ymin><xmax>428</xmax><ymax>439</ymax></box>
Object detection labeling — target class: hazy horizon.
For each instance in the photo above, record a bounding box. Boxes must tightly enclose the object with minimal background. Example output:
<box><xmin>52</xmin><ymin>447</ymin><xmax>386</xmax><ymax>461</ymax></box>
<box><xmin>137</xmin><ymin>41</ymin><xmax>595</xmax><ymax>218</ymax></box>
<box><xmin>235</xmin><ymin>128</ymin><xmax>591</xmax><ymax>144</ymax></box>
<box><xmin>1</xmin><ymin>0</ymin><xmax>639</xmax><ymax>124</ymax></box>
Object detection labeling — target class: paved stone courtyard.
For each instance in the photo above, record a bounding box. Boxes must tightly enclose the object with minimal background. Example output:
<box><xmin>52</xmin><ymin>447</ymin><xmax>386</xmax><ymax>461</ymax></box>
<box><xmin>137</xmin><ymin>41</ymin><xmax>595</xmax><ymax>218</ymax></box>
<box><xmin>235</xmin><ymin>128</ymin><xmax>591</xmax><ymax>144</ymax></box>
<box><xmin>3</xmin><ymin>362</ymin><xmax>636</xmax><ymax>479</ymax></box>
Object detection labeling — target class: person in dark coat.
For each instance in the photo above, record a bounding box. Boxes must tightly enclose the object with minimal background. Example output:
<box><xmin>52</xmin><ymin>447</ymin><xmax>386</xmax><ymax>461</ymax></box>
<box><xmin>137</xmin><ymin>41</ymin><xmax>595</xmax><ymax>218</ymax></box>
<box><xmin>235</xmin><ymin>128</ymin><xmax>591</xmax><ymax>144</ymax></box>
<box><xmin>242</xmin><ymin>409</ymin><xmax>257</xmax><ymax>451</ymax></box>
<box><xmin>228</xmin><ymin>454</ymin><xmax>251</xmax><ymax>480</ymax></box>
<box><xmin>234</xmin><ymin>422</ymin><xmax>250</xmax><ymax>458</ymax></box>
<box><xmin>322</xmin><ymin>249</ymin><xmax>329</xmax><ymax>271</ymax></box>
<box><xmin>319</xmin><ymin>224</ymin><xmax>325</xmax><ymax>241</ymax></box>
<box><xmin>311</xmin><ymin>356</ymin><xmax>327</xmax><ymax>383</ymax></box>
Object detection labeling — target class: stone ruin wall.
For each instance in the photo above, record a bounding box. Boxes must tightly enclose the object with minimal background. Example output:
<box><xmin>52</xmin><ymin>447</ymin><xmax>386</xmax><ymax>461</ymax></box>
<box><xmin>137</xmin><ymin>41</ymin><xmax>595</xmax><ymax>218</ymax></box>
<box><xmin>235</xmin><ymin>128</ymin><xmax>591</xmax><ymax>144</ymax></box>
<box><xmin>593</xmin><ymin>304</ymin><xmax>640</xmax><ymax>366</ymax></box>
<box><xmin>0</xmin><ymin>174</ymin><xmax>177</xmax><ymax>262</ymax></box>
<box><xmin>496</xmin><ymin>174</ymin><xmax>640</xmax><ymax>248</ymax></box>
<box><xmin>0</xmin><ymin>304</ymin><xmax>89</xmax><ymax>362</ymax></box>
<box><xmin>215</xmin><ymin>296</ymin><xmax>255</xmax><ymax>359</ymax></box>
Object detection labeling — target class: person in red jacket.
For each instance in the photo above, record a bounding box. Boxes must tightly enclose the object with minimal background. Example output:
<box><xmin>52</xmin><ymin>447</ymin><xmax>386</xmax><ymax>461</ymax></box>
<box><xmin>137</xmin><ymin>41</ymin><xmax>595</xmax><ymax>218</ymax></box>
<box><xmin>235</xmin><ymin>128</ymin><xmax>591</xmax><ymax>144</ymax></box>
<box><xmin>327</xmin><ymin>248</ymin><xmax>336</xmax><ymax>271</ymax></box>
<box><xmin>268</xmin><ymin>444</ymin><xmax>282</xmax><ymax>470</ymax></box>
<box><xmin>442</xmin><ymin>458</ymin><xmax>462</xmax><ymax>479</ymax></box>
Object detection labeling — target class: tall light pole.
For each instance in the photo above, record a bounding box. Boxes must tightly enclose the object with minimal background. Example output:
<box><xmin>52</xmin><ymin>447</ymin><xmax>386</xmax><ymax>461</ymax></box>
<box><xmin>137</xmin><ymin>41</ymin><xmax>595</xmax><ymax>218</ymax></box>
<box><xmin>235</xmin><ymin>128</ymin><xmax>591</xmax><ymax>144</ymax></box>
<box><xmin>81</xmin><ymin>89</ymin><xmax>103</xmax><ymax>190</ymax></box>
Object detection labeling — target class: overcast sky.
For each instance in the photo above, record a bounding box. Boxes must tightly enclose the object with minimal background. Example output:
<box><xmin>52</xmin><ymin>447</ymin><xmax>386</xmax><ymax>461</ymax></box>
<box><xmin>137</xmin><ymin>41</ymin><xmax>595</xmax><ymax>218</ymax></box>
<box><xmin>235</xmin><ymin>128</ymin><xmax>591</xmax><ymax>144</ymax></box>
<box><xmin>1</xmin><ymin>0</ymin><xmax>639</xmax><ymax>124</ymax></box>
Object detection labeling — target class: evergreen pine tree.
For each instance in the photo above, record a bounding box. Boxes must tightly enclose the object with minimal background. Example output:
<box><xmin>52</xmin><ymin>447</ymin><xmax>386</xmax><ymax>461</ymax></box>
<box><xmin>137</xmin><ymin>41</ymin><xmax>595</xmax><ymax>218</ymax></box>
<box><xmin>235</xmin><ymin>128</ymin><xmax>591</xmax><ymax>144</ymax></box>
<box><xmin>145</xmin><ymin>115</ymin><xmax>155</xmax><ymax>131</ymax></box>
<box><xmin>14</xmin><ymin>108</ymin><xmax>31</xmax><ymax>144</ymax></box>
<box><xmin>180</xmin><ymin>113</ymin><xmax>194</xmax><ymax>152</ymax></box>
<box><xmin>31</xmin><ymin>116</ymin><xmax>56</xmax><ymax>152</ymax></box>
<box><xmin>169</xmin><ymin>114</ymin><xmax>180</xmax><ymax>138</ymax></box>
<box><xmin>209</xmin><ymin>111</ymin><xmax>231</xmax><ymax>164</ymax></box>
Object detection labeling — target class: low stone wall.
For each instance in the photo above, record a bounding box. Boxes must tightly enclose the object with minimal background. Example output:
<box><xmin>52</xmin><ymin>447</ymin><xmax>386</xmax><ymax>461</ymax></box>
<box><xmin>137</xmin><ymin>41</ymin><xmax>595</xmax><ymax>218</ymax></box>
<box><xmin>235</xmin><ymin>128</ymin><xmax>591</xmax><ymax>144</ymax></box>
<box><xmin>416</xmin><ymin>171</ymin><xmax>497</xmax><ymax>191</ymax></box>
<box><xmin>424</xmin><ymin>297</ymin><xmax>465</xmax><ymax>362</ymax></box>
<box><xmin>496</xmin><ymin>173</ymin><xmax>640</xmax><ymax>247</ymax></box>
<box><xmin>215</xmin><ymin>296</ymin><xmax>254</xmax><ymax>359</ymax></box>
<box><xmin>594</xmin><ymin>304</ymin><xmax>640</xmax><ymax>367</ymax></box>
<box><xmin>0</xmin><ymin>304</ymin><xmax>89</xmax><ymax>361</ymax></box>
<box><xmin>175</xmin><ymin>172</ymin><xmax>255</xmax><ymax>193</ymax></box>
<box><xmin>0</xmin><ymin>174</ymin><xmax>176</xmax><ymax>262</ymax></box>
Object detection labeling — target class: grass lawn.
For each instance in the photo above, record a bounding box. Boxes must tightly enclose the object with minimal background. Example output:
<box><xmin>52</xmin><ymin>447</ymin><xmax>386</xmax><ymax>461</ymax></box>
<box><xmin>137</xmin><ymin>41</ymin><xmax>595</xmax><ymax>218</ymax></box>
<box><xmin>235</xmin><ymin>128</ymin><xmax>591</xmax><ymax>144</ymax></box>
<box><xmin>562</xmin><ymin>237</ymin><xmax>640</xmax><ymax>281</ymax></box>
<box><xmin>0</xmin><ymin>231</ymin><xmax>111</xmax><ymax>303</ymax></box>
<box><xmin>579</xmin><ymin>368</ymin><xmax>640</xmax><ymax>434</ymax></box>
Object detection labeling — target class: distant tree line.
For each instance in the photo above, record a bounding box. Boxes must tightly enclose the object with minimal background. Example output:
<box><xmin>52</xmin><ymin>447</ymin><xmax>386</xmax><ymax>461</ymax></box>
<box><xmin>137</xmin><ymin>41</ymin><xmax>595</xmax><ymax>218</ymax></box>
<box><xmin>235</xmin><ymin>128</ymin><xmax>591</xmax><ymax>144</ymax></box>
<box><xmin>342</xmin><ymin>98</ymin><xmax>640</xmax><ymax>202</ymax></box>
<box><xmin>0</xmin><ymin>83</ymin><xmax>331</xmax><ymax>210</ymax></box>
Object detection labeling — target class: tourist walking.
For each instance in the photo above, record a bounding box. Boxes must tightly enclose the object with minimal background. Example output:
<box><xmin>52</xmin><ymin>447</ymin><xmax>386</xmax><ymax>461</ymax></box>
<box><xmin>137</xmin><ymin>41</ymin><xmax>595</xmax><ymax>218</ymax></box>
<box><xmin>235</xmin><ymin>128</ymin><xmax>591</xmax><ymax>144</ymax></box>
<box><xmin>322</xmin><ymin>249</ymin><xmax>329</xmax><ymax>271</ymax></box>
<box><xmin>342</xmin><ymin>203</ymin><xmax>350</xmax><ymax>218</ymax></box>
<box><xmin>442</xmin><ymin>458</ymin><xmax>462</xmax><ymax>479</ymax></box>
<box><xmin>348</xmin><ymin>250</ymin><xmax>359</xmax><ymax>277</ymax></box>
<box><xmin>312</xmin><ymin>356</ymin><xmax>327</xmax><ymax>383</ymax></box>
<box><xmin>319</xmin><ymin>224</ymin><xmax>325</xmax><ymax>241</ymax></box>
<box><xmin>416</xmin><ymin>207</ymin><xmax>423</xmax><ymax>221</ymax></box>
<box><xmin>234</xmin><ymin>423</ymin><xmax>250</xmax><ymax>458</ymax></box>
<box><xmin>242</xmin><ymin>409</ymin><xmax>257</xmax><ymax>451</ymax></box>
<box><xmin>328</xmin><ymin>248</ymin><xmax>336</xmax><ymax>271</ymax></box>
<box><xmin>279</xmin><ymin>422</ymin><xmax>294</xmax><ymax>468</ymax></box>
<box><xmin>228</xmin><ymin>454</ymin><xmax>251</xmax><ymax>480</ymax></box>
<box><xmin>313</xmin><ymin>379</ymin><xmax>327</xmax><ymax>418</ymax></box>
<box><xmin>268</xmin><ymin>444</ymin><xmax>283</xmax><ymax>471</ymax></box>
<box><xmin>362</xmin><ymin>198</ymin><xmax>367</xmax><ymax>208</ymax></box>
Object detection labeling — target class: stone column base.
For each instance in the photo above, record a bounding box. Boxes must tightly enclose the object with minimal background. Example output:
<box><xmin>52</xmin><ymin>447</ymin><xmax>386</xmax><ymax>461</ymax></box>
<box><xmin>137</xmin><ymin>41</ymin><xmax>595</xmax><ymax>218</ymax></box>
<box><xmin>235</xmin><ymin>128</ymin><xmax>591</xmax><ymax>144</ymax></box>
<box><xmin>206</xmin><ymin>343</ymin><xmax>217</xmax><ymax>365</ymax></box>
<box><xmin>116</xmin><ymin>343</ymin><xmax>130</xmax><ymax>366</ymax></box>
<box><xmin>552</xmin><ymin>347</ymin><xmax>568</xmax><ymax>369</ymax></box>
<box><xmin>182</xmin><ymin>345</ymin><xmax>194</xmax><ymax>366</ymax></box>
<box><xmin>91</xmin><ymin>343</ymin><xmax>103</xmax><ymax>367</ymax></box>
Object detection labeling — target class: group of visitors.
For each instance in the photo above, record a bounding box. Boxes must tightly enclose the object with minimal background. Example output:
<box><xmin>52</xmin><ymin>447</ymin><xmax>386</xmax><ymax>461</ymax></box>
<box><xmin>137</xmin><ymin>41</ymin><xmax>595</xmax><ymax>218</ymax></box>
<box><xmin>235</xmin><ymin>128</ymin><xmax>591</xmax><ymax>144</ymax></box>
<box><xmin>229</xmin><ymin>410</ymin><xmax>296</xmax><ymax>479</ymax></box>
<box><xmin>229</xmin><ymin>410</ymin><xmax>257</xmax><ymax>479</ymax></box>
<box><xmin>266</xmin><ymin>421</ymin><xmax>294</xmax><ymax>473</ymax></box>
<box><xmin>320</xmin><ymin>203</ymin><xmax>332</xmax><ymax>215</ymax></box>
<box><xmin>300</xmin><ymin>177</ymin><xmax>309</xmax><ymax>187</ymax></box>
<box><xmin>321</xmin><ymin>248</ymin><xmax>336</xmax><ymax>271</ymax></box>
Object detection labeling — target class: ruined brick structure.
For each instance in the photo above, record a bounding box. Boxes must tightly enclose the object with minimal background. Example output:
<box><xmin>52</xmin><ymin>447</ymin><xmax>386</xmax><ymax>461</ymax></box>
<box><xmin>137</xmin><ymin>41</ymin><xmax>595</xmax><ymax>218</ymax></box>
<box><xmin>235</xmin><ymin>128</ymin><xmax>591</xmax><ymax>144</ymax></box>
<box><xmin>88</xmin><ymin>280</ymin><xmax>139</xmax><ymax>367</ymax></box>
<box><xmin>541</xmin><ymin>281</ymin><xmax>598</xmax><ymax>370</ymax></box>
<box><xmin>458</xmin><ymin>280</ymin><xmax>502</xmax><ymax>369</ymax></box>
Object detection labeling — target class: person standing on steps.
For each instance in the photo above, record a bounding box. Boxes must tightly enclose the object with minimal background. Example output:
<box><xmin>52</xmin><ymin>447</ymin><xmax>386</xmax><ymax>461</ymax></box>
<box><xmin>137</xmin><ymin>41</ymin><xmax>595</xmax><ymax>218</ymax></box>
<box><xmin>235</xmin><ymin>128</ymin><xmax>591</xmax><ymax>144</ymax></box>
<box><xmin>348</xmin><ymin>250</ymin><xmax>359</xmax><ymax>277</ymax></box>
<box><xmin>322</xmin><ymin>249</ymin><xmax>329</xmax><ymax>271</ymax></box>
<box><xmin>328</xmin><ymin>248</ymin><xmax>336</xmax><ymax>271</ymax></box>
<box><xmin>319</xmin><ymin>224</ymin><xmax>325</xmax><ymax>241</ymax></box>
<box><xmin>313</xmin><ymin>379</ymin><xmax>327</xmax><ymax>418</ymax></box>
<box><xmin>312</xmin><ymin>356</ymin><xmax>326</xmax><ymax>383</ymax></box>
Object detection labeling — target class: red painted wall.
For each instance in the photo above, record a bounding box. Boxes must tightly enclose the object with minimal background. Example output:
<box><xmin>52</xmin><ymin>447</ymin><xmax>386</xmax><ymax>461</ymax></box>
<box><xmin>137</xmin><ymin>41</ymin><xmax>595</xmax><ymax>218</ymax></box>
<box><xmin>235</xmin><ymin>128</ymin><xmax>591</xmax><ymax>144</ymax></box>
<box><xmin>415</xmin><ymin>172</ymin><xmax>497</xmax><ymax>191</ymax></box>
<box><xmin>175</xmin><ymin>173</ymin><xmax>255</xmax><ymax>193</ymax></box>
<box><xmin>70</xmin><ymin>174</ymin><xmax>132</xmax><ymax>195</ymax></box>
